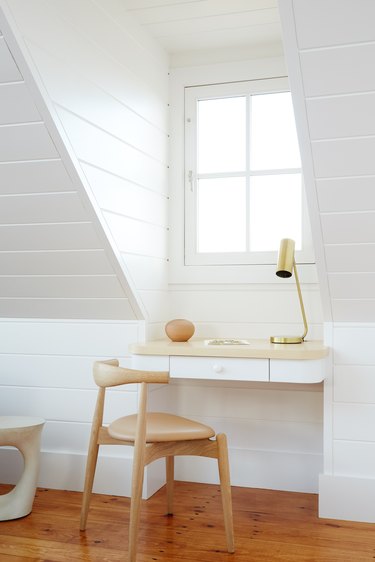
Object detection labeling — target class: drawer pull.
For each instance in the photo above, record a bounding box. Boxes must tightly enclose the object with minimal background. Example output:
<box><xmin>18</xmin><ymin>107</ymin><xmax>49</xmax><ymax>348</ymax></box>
<box><xmin>212</xmin><ymin>364</ymin><xmax>223</xmax><ymax>373</ymax></box>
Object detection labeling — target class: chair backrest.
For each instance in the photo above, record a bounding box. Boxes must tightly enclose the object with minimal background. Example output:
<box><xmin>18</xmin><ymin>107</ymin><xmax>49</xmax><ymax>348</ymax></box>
<box><xmin>93</xmin><ymin>360</ymin><xmax>170</xmax><ymax>388</ymax></box>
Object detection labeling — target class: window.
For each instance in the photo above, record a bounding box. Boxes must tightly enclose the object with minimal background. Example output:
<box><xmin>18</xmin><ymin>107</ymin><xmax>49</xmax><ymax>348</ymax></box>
<box><xmin>184</xmin><ymin>78</ymin><xmax>313</xmax><ymax>266</ymax></box>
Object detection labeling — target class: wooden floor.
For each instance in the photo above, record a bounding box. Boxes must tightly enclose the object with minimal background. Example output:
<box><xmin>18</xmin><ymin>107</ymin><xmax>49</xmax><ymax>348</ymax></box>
<box><xmin>0</xmin><ymin>482</ymin><xmax>375</xmax><ymax>561</ymax></box>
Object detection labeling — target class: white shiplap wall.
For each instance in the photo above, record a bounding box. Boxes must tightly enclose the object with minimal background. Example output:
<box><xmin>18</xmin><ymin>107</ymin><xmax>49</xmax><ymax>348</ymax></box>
<box><xmin>168</xmin><ymin>56</ymin><xmax>324</xmax><ymax>493</ymax></box>
<box><xmin>3</xmin><ymin>0</ymin><xmax>170</xmax><ymax>334</ymax></box>
<box><xmin>0</xmin><ymin>18</ymin><xmax>138</xmax><ymax>320</ymax></box>
<box><xmin>279</xmin><ymin>0</ymin><xmax>375</xmax><ymax>521</ymax></box>
<box><xmin>0</xmin><ymin>319</ymin><xmax>149</xmax><ymax>496</ymax></box>
<box><xmin>0</xmin><ymin>0</ymin><xmax>169</xmax><ymax>497</ymax></box>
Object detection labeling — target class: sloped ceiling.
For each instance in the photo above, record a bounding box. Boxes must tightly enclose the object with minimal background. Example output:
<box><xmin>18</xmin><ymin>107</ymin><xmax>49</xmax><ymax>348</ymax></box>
<box><xmin>279</xmin><ymin>0</ymin><xmax>375</xmax><ymax>322</ymax></box>
<box><xmin>0</xmin><ymin>10</ymin><xmax>141</xmax><ymax>320</ymax></box>
<box><xmin>124</xmin><ymin>0</ymin><xmax>284</xmax><ymax>64</ymax></box>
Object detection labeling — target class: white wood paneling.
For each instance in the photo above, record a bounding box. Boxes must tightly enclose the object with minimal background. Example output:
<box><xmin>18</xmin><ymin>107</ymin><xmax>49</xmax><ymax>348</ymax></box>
<box><xmin>0</xmin><ymin>354</ymin><xmax>131</xmax><ymax>389</ymax></box>
<box><xmin>317</xmin><ymin>177</ymin><xmax>375</xmax><ymax>213</ymax></box>
<box><xmin>126</xmin><ymin>0</ymin><xmax>278</xmax><ymax>24</ymax></box>
<box><xmin>334</xmin><ymin>325</ymin><xmax>375</xmax><ymax>366</ymax></box>
<box><xmin>325</xmin><ymin>244</ymin><xmax>375</xmax><ymax>273</ymax></box>
<box><xmin>145</xmin><ymin>9</ymin><xmax>280</xmax><ymax>38</ymax></box>
<box><xmin>82</xmin><ymin>164</ymin><xmax>168</xmax><ymax>227</ymax></box>
<box><xmin>0</xmin><ymin>275</ymin><xmax>125</xmax><ymax>298</ymax></box>
<box><xmin>2</xmin><ymin>0</ymin><xmax>169</xmax><ymax>324</ymax></box>
<box><xmin>0</xmin><ymin>319</ymin><xmax>138</xmax><ymax>356</ymax></box>
<box><xmin>158</xmin><ymin>22</ymin><xmax>281</xmax><ymax>52</ymax></box>
<box><xmin>9</xmin><ymin>1</ymin><xmax>167</xmax><ymax>129</ymax></box>
<box><xmin>28</xmin><ymin>42</ymin><xmax>168</xmax><ymax>163</ymax></box>
<box><xmin>332</xmin><ymin>300</ymin><xmax>375</xmax><ymax>323</ymax></box>
<box><xmin>333</xmin><ymin>441</ymin><xmax>375</xmax><ymax>478</ymax></box>
<box><xmin>57</xmin><ymin>108</ymin><xmax>167</xmax><ymax>194</ymax></box>
<box><xmin>0</xmin><ymin>192</ymin><xmax>88</xmax><ymax>224</ymax></box>
<box><xmin>0</xmin><ymin>82</ymin><xmax>40</xmax><ymax>124</ymax></box>
<box><xmin>176</xmin><ymin>448</ymin><xmax>322</xmax><ymax>493</ymax></box>
<box><xmin>167</xmin><ymin>383</ymin><xmax>322</xmax><ymax>423</ymax></box>
<box><xmin>293</xmin><ymin>0</ymin><xmax>375</xmax><ymax>50</ymax></box>
<box><xmin>0</xmin><ymin>159</ymin><xmax>74</xmax><ymax>194</ymax></box>
<box><xmin>169</xmin><ymin>286</ymin><xmax>323</xmax><ymax>324</ymax></box>
<box><xmin>0</xmin><ymin>386</ymin><xmax>137</xmax><ymax>424</ymax></box>
<box><xmin>0</xmin><ymin>297</ymin><xmax>134</xmax><ymax>320</ymax></box>
<box><xmin>0</xmin><ymin>123</ymin><xmax>58</xmax><ymax>161</ymax></box>
<box><xmin>307</xmin><ymin>94</ymin><xmax>375</xmax><ymax>141</ymax></box>
<box><xmin>333</xmin><ymin>403</ymin><xmax>375</xmax><ymax>442</ymax></box>
<box><xmin>105</xmin><ymin>212</ymin><xmax>168</xmax><ymax>260</ymax></box>
<box><xmin>123</xmin><ymin>0</ymin><xmax>283</xmax><ymax>57</ymax></box>
<box><xmin>300</xmin><ymin>44</ymin><xmax>375</xmax><ymax>98</ymax></box>
<box><xmin>0</xmin><ymin>250</ymin><xmax>114</xmax><ymax>275</ymax></box>
<box><xmin>44</xmin><ymin>0</ymin><xmax>168</xmax><ymax>97</ymax></box>
<box><xmin>329</xmin><ymin>273</ymin><xmax>375</xmax><ymax>300</ymax></box>
<box><xmin>0</xmin><ymin>318</ymin><xmax>141</xmax><ymax>495</ymax></box>
<box><xmin>321</xmin><ymin>212</ymin><xmax>375</xmax><ymax>245</ymax></box>
<box><xmin>0</xmin><ymin>35</ymin><xmax>21</xmax><ymax>82</ymax></box>
<box><xmin>0</xmin><ymin>223</ymin><xmax>101</xmax><ymax>251</ymax></box>
<box><xmin>121</xmin><ymin>254</ymin><xmax>168</xmax><ymax>291</ymax></box>
<box><xmin>334</xmin><ymin>365</ymin><xmax>375</xmax><ymax>404</ymax></box>
<box><xmin>312</xmin><ymin>138</ymin><xmax>375</xmax><ymax>179</ymax></box>
<box><xmin>279</xmin><ymin>0</ymin><xmax>375</xmax><ymax>521</ymax></box>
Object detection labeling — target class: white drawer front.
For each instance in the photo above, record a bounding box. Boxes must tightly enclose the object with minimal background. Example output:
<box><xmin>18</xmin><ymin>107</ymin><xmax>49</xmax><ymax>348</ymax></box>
<box><xmin>131</xmin><ymin>354</ymin><xmax>170</xmax><ymax>371</ymax></box>
<box><xmin>170</xmin><ymin>356</ymin><xmax>269</xmax><ymax>381</ymax></box>
<box><xmin>270</xmin><ymin>358</ymin><xmax>326</xmax><ymax>383</ymax></box>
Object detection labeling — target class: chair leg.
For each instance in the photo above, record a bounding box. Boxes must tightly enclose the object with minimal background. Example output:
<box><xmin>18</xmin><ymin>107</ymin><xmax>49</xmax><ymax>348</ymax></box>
<box><xmin>128</xmin><ymin>445</ymin><xmax>146</xmax><ymax>562</ymax></box>
<box><xmin>80</xmin><ymin>442</ymin><xmax>100</xmax><ymax>531</ymax></box>
<box><xmin>216</xmin><ymin>433</ymin><xmax>235</xmax><ymax>553</ymax></box>
<box><xmin>166</xmin><ymin>456</ymin><xmax>174</xmax><ymax>515</ymax></box>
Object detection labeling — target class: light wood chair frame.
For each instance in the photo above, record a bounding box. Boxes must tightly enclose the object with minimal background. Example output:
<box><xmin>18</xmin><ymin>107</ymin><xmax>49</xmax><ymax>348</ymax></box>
<box><xmin>80</xmin><ymin>359</ymin><xmax>234</xmax><ymax>561</ymax></box>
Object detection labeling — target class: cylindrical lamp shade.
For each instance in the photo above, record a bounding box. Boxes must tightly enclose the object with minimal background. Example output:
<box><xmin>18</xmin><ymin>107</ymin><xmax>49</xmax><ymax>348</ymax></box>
<box><xmin>276</xmin><ymin>238</ymin><xmax>295</xmax><ymax>278</ymax></box>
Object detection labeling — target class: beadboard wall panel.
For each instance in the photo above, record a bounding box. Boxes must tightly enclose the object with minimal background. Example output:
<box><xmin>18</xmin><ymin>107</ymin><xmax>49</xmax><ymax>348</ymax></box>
<box><xmin>4</xmin><ymin>0</ymin><xmax>169</xmax><ymax>327</ymax></box>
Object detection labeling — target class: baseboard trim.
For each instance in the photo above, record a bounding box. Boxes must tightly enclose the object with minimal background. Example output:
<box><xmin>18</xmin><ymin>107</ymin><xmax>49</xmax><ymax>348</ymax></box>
<box><xmin>0</xmin><ymin>449</ymin><xmax>163</xmax><ymax>499</ymax></box>
<box><xmin>319</xmin><ymin>474</ymin><xmax>375</xmax><ymax>522</ymax></box>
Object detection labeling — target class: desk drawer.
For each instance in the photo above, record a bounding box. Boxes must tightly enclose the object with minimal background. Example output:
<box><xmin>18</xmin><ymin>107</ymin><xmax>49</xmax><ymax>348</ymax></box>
<box><xmin>170</xmin><ymin>356</ymin><xmax>269</xmax><ymax>381</ymax></box>
<box><xmin>270</xmin><ymin>358</ymin><xmax>326</xmax><ymax>383</ymax></box>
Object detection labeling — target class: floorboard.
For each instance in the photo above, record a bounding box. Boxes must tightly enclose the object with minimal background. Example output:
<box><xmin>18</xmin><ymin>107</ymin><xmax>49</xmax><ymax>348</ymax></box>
<box><xmin>0</xmin><ymin>482</ymin><xmax>375</xmax><ymax>561</ymax></box>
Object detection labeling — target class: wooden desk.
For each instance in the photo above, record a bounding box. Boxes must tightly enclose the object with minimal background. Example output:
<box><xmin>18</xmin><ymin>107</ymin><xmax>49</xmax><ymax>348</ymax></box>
<box><xmin>130</xmin><ymin>339</ymin><xmax>329</xmax><ymax>384</ymax></box>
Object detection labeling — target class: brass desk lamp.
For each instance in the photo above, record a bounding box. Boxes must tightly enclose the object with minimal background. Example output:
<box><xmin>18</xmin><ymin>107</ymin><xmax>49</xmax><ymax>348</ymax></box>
<box><xmin>270</xmin><ymin>238</ymin><xmax>308</xmax><ymax>344</ymax></box>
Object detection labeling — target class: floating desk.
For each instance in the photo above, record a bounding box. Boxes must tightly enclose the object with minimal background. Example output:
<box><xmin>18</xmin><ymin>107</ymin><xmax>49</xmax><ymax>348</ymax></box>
<box><xmin>130</xmin><ymin>339</ymin><xmax>329</xmax><ymax>384</ymax></box>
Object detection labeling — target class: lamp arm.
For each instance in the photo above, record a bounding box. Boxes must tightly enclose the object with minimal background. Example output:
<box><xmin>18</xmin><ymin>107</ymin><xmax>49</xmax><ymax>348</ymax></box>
<box><xmin>293</xmin><ymin>261</ymin><xmax>308</xmax><ymax>341</ymax></box>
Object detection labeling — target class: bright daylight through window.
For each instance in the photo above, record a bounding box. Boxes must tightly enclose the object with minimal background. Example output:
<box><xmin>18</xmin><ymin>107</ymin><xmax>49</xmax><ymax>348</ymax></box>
<box><xmin>184</xmin><ymin>78</ymin><xmax>312</xmax><ymax>266</ymax></box>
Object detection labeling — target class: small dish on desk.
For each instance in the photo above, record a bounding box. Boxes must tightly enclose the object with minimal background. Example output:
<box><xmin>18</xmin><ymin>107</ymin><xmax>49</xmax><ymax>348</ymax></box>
<box><xmin>204</xmin><ymin>338</ymin><xmax>250</xmax><ymax>346</ymax></box>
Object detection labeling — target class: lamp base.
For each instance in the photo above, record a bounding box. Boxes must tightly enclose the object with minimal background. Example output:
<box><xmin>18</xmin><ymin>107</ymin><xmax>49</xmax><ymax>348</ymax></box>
<box><xmin>270</xmin><ymin>335</ymin><xmax>304</xmax><ymax>344</ymax></box>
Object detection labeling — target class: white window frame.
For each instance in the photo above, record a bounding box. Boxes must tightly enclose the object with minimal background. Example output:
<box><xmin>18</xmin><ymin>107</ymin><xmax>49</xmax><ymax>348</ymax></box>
<box><xmin>184</xmin><ymin>77</ymin><xmax>314</xmax><ymax>266</ymax></box>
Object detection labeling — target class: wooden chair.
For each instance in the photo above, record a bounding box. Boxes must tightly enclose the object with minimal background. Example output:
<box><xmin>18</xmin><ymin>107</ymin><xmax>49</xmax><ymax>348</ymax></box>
<box><xmin>80</xmin><ymin>359</ymin><xmax>235</xmax><ymax>561</ymax></box>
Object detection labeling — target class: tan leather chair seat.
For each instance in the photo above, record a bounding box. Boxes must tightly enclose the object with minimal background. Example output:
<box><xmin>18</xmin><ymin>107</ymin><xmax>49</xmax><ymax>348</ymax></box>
<box><xmin>108</xmin><ymin>412</ymin><xmax>215</xmax><ymax>442</ymax></box>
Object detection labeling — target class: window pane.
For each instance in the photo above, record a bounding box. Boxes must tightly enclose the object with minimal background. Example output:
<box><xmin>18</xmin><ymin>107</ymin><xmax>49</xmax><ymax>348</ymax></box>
<box><xmin>197</xmin><ymin>97</ymin><xmax>246</xmax><ymax>174</ymax></box>
<box><xmin>250</xmin><ymin>92</ymin><xmax>301</xmax><ymax>171</ymax></box>
<box><xmin>249</xmin><ymin>174</ymin><xmax>302</xmax><ymax>252</ymax></box>
<box><xmin>197</xmin><ymin>177</ymin><xmax>246</xmax><ymax>252</ymax></box>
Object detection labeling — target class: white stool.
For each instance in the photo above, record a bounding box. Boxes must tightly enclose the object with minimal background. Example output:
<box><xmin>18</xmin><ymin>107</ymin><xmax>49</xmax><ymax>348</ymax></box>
<box><xmin>0</xmin><ymin>416</ymin><xmax>45</xmax><ymax>520</ymax></box>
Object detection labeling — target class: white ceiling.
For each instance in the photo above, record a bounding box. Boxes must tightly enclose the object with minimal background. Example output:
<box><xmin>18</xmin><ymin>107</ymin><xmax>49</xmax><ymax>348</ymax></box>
<box><xmin>123</xmin><ymin>0</ymin><xmax>283</xmax><ymax>57</ymax></box>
